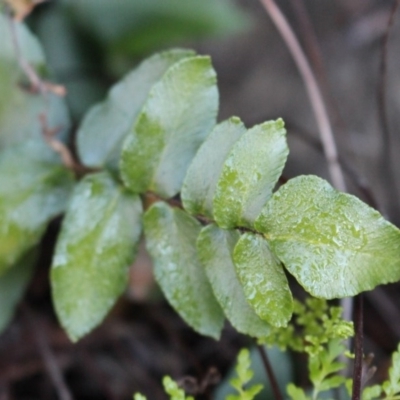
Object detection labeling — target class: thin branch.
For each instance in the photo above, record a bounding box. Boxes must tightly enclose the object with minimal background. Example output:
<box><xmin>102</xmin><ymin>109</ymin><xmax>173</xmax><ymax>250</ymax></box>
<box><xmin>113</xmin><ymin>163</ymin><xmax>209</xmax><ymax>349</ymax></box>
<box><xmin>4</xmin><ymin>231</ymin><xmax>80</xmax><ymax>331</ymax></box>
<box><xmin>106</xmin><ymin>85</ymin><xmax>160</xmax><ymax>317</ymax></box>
<box><xmin>258</xmin><ymin>0</ymin><xmax>353</xmax><ymax>329</ymax></box>
<box><xmin>257</xmin><ymin>345</ymin><xmax>283</xmax><ymax>400</ymax></box>
<box><xmin>289</xmin><ymin>0</ymin><xmax>325</xmax><ymax>86</ymax></box>
<box><xmin>289</xmin><ymin>0</ymin><xmax>350</xmax><ymax>146</ymax></box>
<box><xmin>352</xmin><ymin>295</ymin><xmax>364</xmax><ymax>400</ymax></box>
<box><xmin>258</xmin><ymin>0</ymin><xmax>346</xmax><ymax>193</ymax></box>
<box><xmin>7</xmin><ymin>15</ymin><xmax>66</xmax><ymax>96</ymax></box>
<box><xmin>24</xmin><ymin>309</ymin><xmax>74</xmax><ymax>400</ymax></box>
<box><xmin>5</xmin><ymin>0</ymin><xmax>47</xmax><ymax>21</ymax></box>
<box><xmin>39</xmin><ymin>114</ymin><xmax>82</xmax><ymax>173</ymax></box>
<box><xmin>286</xmin><ymin>122</ymin><xmax>380</xmax><ymax>210</ymax></box>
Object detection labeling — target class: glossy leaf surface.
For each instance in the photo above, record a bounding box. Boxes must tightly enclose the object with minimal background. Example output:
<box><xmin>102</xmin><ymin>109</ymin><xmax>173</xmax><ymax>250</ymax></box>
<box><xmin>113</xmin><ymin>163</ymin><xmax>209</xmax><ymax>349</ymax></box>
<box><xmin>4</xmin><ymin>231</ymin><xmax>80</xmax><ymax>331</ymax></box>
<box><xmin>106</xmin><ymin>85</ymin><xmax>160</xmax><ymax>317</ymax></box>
<box><xmin>51</xmin><ymin>172</ymin><xmax>142</xmax><ymax>341</ymax></box>
<box><xmin>233</xmin><ymin>233</ymin><xmax>293</xmax><ymax>327</ymax></box>
<box><xmin>77</xmin><ymin>49</ymin><xmax>194</xmax><ymax>168</ymax></box>
<box><xmin>255</xmin><ymin>175</ymin><xmax>400</xmax><ymax>298</ymax></box>
<box><xmin>0</xmin><ymin>141</ymin><xmax>75</xmax><ymax>276</ymax></box>
<box><xmin>144</xmin><ymin>202</ymin><xmax>224</xmax><ymax>338</ymax></box>
<box><xmin>197</xmin><ymin>224</ymin><xmax>270</xmax><ymax>337</ymax></box>
<box><xmin>213</xmin><ymin>119</ymin><xmax>288</xmax><ymax>229</ymax></box>
<box><xmin>120</xmin><ymin>56</ymin><xmax>218</xmax><ymax>198</ymax></box>
<box><xmin>181</xmin><ymin>117</ymin><xmax>245</xmax><ymax>218</ymax></box>
<box><xmin>0</xmin><ymin>251</ymin><xmax>36</xmax><ymax>334</ymax></box>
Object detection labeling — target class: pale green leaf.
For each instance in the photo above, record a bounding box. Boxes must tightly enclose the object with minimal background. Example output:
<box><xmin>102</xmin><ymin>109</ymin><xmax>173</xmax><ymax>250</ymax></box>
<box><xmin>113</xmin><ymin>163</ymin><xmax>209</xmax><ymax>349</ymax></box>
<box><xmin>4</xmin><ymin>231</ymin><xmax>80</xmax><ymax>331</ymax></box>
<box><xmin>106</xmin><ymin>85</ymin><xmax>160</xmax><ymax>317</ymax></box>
<box><xmin>143</xmin><ymin>202</ymin><xmax>224</xmax><ymax>338</ymax></box>
<box><xmin>287</xmin><ymin>384</ymin><xmax>310</xmax><ymax>400</ymax></box>
<box><xmin>51</xmin><ymin>172</ymin><xmax>142</xmax><ymax>342</ymax></box>
<box><xmin>0</xmin><ymin>60</ymin><xmax>14</xmax><ymax>121</ymax></box>
<box><xmin>233</xmin><ymin>233</ymin><xmax>293</xmax><ymax>327</ymax></box>
<box><xmin>213</xmin><ymin>119</ymin><xmax>288</xmax><ymax>229</ymax></box>
<box><xmin>0</xmin><ymin>141</ymin><xmax>75</xmax><ymax>276</ymax></box>
<box><xmin>0</xmin><ymin>12</ymin><xmax>71</xmax><ymax>150</ymax></box>
<box><xmin>196</xmin><ymin>224</ymin><xmax>270</xmax><ymax>337</ymax></box>
<box><xmin>255</xmin><ymin>175</ymin><xmax>400</xmax><ymax>298</ymax></box>
<box><xmin>362</xmin><ymin>385</ymin><xmax>382</xmax><ymax>400</ymax></box>
<box><xmin>0</xmin><ymin>90</ymin><xmax>71</xmax><ymax>149</ymax></box>
<box><xmin>246</xmin><ymin>385</ymin><xmax>264</xmax><ymax>399</ymax></box>
<box><xmin>77</xmin><ymin>49</ymin><xmax>195</xmax><ymax>168</ymax></box>
<box><xmin>31</xmin><ymin>6</ymin><xmax>105</xmax><ymax>121</ymax></box>
<box><xmin>318</xmin><ymin>376</ymin><xmax>346</xmax><ymax>391</ymax></box>
<box><xmin>120</xmin><ymin>56</ymin><xmax>218</xmax><ymax>198</ymax></box>
<box><xmin>383</xmin><ymin>343</ymin><xmax>400</xmax><ymax>397</ymax></box>
<box><xmin>181</xmin><ymin>117</ymin><xmax>245</xmax><ymax>218</ymax></box>
<box><xmin>0</xmin><ymin>13</ymin><xmax>45</xmax><ymax>71</ymax></box>
<box><xmin>227</xmin><ymin>348</ymin><xmax>264</xmax><ymax>400</ymax></box>
<box><xmin>0</xmin><ymin>250</ymin><xmax>36</xmax><ymax>334</ymax></box>
<box><xmin>163</xmin><ymin>376</ymin><xmax>194</xmax><ymax>400</ymax></box>
<box><xmin>235</xmin><ymin>349</ymin><xmax>253</xmax><ymax>384</ymax></box>
<box><xmin>215</xmin><ymin>346</ymin><xmax>293</xmax><ymax>400</ymax></box>
<box><xmin>133</xmin><ymin>394</ymin><xmax>147</xmax><ymax>400</ymax></box>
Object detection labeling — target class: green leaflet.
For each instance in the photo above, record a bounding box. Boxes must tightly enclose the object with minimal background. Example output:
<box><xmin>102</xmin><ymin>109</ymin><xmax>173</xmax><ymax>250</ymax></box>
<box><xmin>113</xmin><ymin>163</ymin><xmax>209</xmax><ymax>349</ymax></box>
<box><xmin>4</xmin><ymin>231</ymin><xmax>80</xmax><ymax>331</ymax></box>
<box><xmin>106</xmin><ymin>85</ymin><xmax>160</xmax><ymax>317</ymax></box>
<box><xmin>0</xmin><ymin>251</ymin><xmax>36</xmax><ymax>334</ymax></box>
<box><xmin>226</xmin><ymin>349</ymin><xmax>263</xmax><ymax>400</ymax></box>
<box><xmin>197</xmin><ymin>224</ymin><xmax>270</xmax><ymax>337</ymax></box>
<box><xmin>77</xmin><ymin>49</ymin><xmax>195</xmax><ymax>168</ymax></box>
<box><xmin>215</xmin><ymin>346</ymin><xmax>293</xmax><ymax>400</ymax></box>
<box><xmin>144</xmin><ymin>202</ymin><xmax>224</xmax><ymax>339</ymax></box>
<box><xmin>382</xmin><ymin>343</ymin><xmax>400</xmax><ymax>398</ymax></box>
<box><xmin>51</xmin><ymin>172</ymin><xmax>142</xmax><ymax>342</ymax></box>
<box><xmin>163</xmin><ymin>377</ymin><xmax>194</xmax><ymax>400</ymax></box>
<box><xmin>181</xmin><ymin>117</ymin><xmax>246</xmax><ymax>219</ymax></box>
<box><xmin>255</xmin><ymin>175</ymin><xmax>400</xmax><ymax>298</ymax></box>
<box><xmin>213</xmin><ymin>119</ymin><xmax>288</xmax><ymax>229</ymax></box>
<box><xmin>233</xmin><ymin>233</ymin><xmax>293</xmax><ymax>327</ymax></box>
<box><xmin>120</xmin><ymin>55</ymin><xmax>218</xmax><ymax>198</ymax></box>
<box><xmin>0</xmin><ymin>141</ymin><xmax>75</xmax><ymax>276</ymax></box>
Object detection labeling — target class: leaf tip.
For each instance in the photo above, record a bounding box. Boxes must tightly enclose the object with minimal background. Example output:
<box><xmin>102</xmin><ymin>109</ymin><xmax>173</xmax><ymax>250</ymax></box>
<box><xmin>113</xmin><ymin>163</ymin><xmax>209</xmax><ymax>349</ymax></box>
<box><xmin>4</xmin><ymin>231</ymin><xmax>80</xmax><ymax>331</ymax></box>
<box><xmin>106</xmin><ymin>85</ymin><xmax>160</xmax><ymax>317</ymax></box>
<box><xmin>229</xmin><ymin>116</ymin><xmax>243</xmax><ymax>125</ymax></box>
<box><xmin>275</xmin><ymin>118</ymin><xmax>285</xmax><ymax>129</ymax></box>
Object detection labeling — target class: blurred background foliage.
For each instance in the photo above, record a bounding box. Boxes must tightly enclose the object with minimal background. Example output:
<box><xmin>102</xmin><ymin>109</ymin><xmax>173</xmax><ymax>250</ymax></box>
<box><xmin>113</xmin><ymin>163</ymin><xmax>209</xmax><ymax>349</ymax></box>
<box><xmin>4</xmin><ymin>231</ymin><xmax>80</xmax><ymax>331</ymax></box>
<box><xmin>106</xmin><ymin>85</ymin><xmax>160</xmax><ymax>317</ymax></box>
<box><xmin>27</xmin><ymin>0</ymin><xmax>249</xmax><ymax>120</ymax></box>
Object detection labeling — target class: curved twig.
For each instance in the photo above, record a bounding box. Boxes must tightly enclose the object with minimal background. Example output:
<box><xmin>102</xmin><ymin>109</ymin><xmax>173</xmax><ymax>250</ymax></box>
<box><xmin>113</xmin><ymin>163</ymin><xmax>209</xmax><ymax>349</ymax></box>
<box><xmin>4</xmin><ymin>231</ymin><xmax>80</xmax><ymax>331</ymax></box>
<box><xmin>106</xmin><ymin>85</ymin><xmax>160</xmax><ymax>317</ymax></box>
<box><xmin>258</xmin><ymin>0</ymin><xmax>346</xmax><ymax>193</ymax></box>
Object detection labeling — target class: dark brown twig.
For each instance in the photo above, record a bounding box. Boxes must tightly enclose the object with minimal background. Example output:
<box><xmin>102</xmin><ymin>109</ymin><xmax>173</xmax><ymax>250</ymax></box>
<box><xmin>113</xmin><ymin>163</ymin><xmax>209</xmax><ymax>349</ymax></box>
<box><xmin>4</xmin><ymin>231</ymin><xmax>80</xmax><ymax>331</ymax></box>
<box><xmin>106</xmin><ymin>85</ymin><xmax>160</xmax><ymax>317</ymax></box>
<box><xmin>290</xmin><ymin>0</ymin><xmax>325</xmax><ymax>86</ymax></box>
<box><xmin>257</xmin><ymin>345</ymin><xmax>283</xmax><ymax>400</ymax></box>
<box><xmin>289</xmin><ymin>0</ymin><xmax>350</xmax><ymax>145</ymax></box>
<box><xmin>352</xmin><ymin>295</ymin><xmax>364</xmax><ymax>400</ymax></box>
